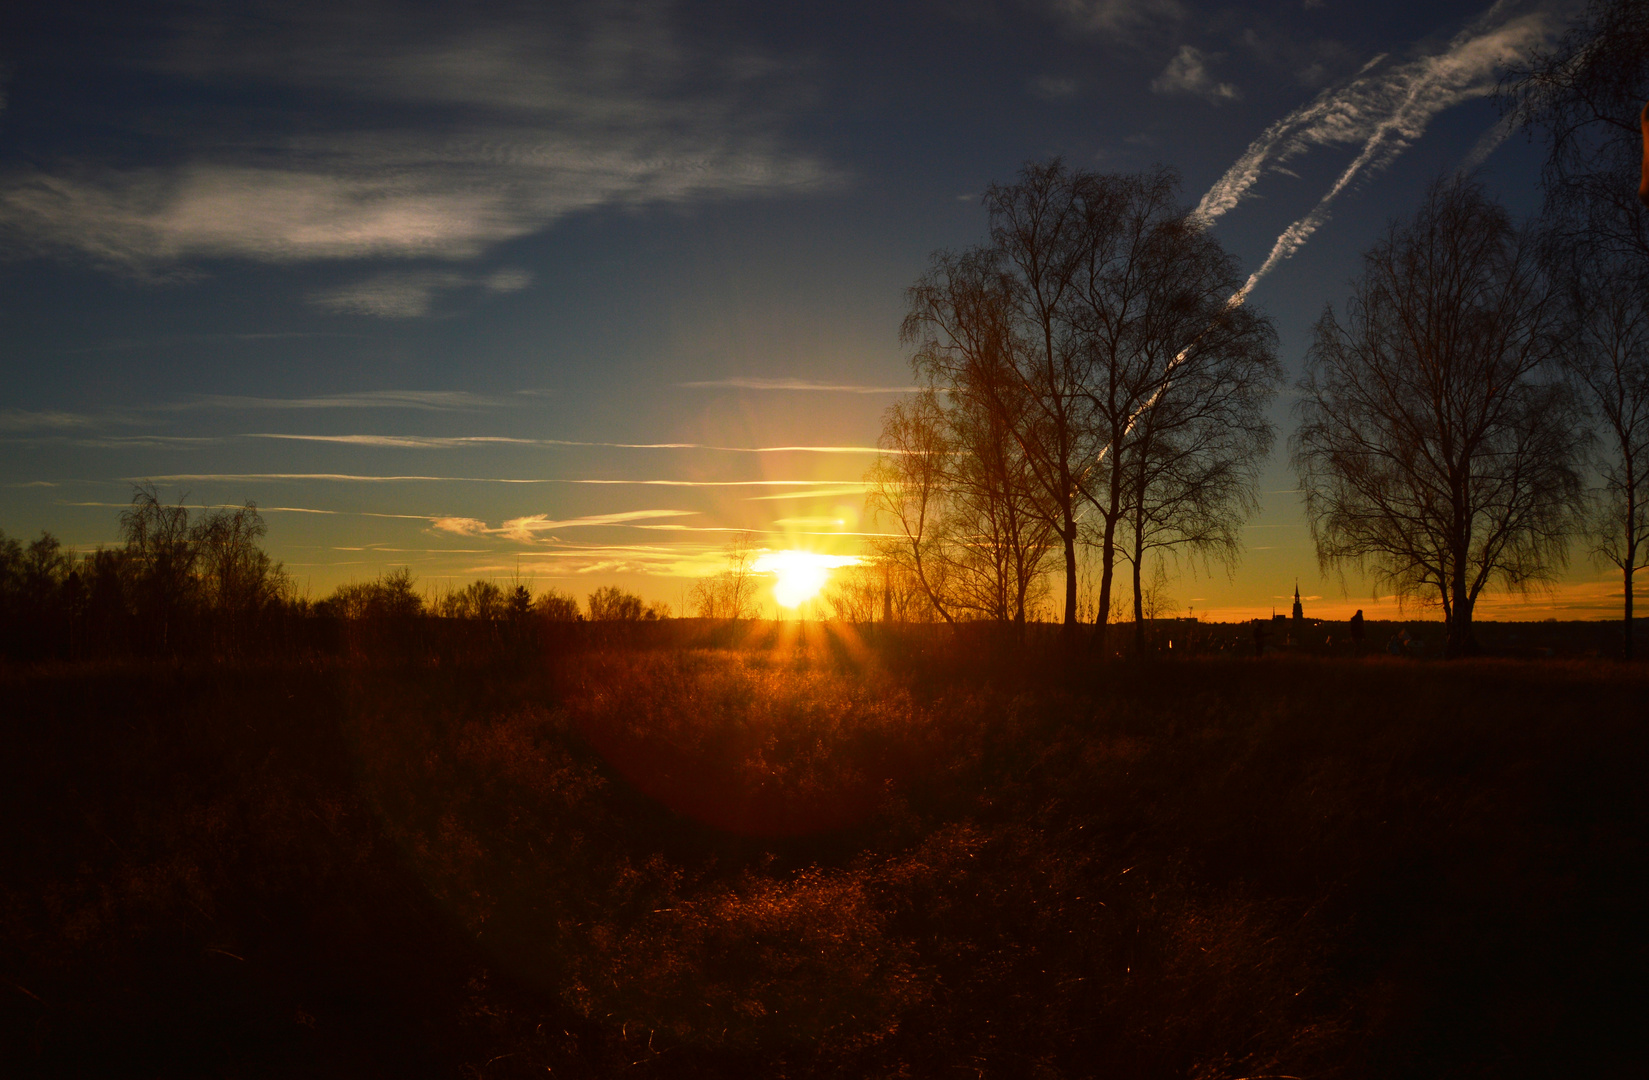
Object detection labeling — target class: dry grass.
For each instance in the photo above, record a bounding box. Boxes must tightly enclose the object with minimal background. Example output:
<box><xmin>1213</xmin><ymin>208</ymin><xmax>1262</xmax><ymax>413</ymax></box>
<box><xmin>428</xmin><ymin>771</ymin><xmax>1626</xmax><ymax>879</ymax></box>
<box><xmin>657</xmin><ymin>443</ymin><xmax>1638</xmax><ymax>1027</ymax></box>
<box><xmin>2</xmin><ymin>643</ymin><xmax>1645</xmax><ymax>1077</ymax></box>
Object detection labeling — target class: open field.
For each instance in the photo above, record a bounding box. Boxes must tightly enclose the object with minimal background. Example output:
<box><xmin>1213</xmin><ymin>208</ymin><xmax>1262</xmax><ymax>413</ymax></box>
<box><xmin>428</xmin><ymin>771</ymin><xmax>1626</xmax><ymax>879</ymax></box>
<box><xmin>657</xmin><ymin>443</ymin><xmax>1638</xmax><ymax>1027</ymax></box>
<box><xmin>3</xmin><ymin>630</ymin><xmax>1645</xmax><ymax>1078</ymax></box>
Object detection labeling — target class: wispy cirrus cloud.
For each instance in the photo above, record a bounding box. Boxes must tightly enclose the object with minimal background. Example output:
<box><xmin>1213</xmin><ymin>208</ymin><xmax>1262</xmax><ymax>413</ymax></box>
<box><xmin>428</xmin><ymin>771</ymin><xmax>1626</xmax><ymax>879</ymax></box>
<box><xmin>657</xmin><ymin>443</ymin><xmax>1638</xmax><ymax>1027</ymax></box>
<box><xmin>43</xmin><ymin>435</ymin><xmax>221</xmax><ymax>449</ymax></box>
<box><xmin>679</xmin><ymin>377</ymin><xmax>917</xmax><ymax>394</ymax></box>
<box><xmin>139</xmin><ymin>473</ymin><xmax>867</xmax><ymax>487</ymax></box>
<box><xmin>0</xmin><ymin>1</ymin><xmax>838</xmax><ymax>273</ymax></box>
<box><xmin>497</xmin><ymin>509</ymin><xmax>699</xmax><ymax>540</ymax></box>
<box><xmin>247</xmin><ymin>432</ymin><xmax>885</xmax><ymax>453</ymax></box>
<box><xmin>250</xmin><ymin>434</ymin><xmax>537</xmax><ymax>448</ymax></box>
<box><xmin>0</xmin><ymin>392</ymin><xmax>527</xmax><ymax>438</ymax></box>
<box><xmin>0</xmin><ymin>409</ymin><xmax>98</xmax><ymax>432</ymax></box>
<box><xmin>745</xmin><ymin>484</ymin><xmax>870</xmax><ymax>501</ymax></box>
<box><xmin>430</xmin><ymin>509</ymin><xmax>700</xmax><ymax>540</ymax></box>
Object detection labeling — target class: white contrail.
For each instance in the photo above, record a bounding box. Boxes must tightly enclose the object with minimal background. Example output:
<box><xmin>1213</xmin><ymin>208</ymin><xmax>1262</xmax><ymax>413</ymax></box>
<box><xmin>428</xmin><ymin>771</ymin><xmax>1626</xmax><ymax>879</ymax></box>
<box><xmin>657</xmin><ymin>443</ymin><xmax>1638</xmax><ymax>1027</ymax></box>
<box><xmin>1200</xmin><ymin>0</ymin><xmax>1557</xmax><ymax>304</ymax></box>
<box><xmin>1085</xmin><ymin>2</ymin><xmax>1559</xmax><ymax>479</ymax></box>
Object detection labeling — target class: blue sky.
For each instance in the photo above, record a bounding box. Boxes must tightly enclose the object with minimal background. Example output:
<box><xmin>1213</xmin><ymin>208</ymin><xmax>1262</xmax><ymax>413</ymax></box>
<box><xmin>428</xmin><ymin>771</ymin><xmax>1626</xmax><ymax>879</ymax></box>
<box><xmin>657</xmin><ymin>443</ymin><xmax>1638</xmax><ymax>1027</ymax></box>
<box><xmin>2</xmin><ymin>0</ymin><xmax>1619</xmax><ymax>619</ymax></box>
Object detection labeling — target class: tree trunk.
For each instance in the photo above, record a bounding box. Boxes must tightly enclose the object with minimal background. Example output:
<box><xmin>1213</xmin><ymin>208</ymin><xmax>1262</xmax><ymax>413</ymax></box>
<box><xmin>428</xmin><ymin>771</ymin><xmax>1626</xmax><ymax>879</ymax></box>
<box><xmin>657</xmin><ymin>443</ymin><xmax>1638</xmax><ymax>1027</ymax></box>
<box><xmin>1094</xmin><ymin>514</ymin><xmax>1117</xmax><ymax>659</ymax></box>
<box><xmin>1624</xmin><ymin>562</ymin><xmax>1635</xmax><ymax>661</ymax></box>
<box><xmin>1446</xmin><ymin>580</ymin><xmax>1479</xmax><ymax>658</ymax></box>
<box><xmin>1624</xmin><ymin>481</ymin><xmax>1638</xmax><ymax>662</ymax></box>
<box><xmin>1131</xmin><ymin>545</ymin><xmax>1145</xmax><ymax>656</ymax></box>
<box><xmin>1061</xmin><ymin>519</ymin><xmax>1078</xmax><ymax>640</ymax></box>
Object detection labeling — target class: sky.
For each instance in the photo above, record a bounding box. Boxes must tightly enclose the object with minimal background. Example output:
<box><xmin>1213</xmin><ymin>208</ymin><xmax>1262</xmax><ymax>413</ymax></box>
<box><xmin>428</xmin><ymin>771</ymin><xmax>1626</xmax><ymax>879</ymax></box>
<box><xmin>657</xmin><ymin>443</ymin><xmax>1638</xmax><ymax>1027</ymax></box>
<box><xmin>0</xmin><ymin>0</ymin><xmax>1625</xmax><ymax>622</ymax></box>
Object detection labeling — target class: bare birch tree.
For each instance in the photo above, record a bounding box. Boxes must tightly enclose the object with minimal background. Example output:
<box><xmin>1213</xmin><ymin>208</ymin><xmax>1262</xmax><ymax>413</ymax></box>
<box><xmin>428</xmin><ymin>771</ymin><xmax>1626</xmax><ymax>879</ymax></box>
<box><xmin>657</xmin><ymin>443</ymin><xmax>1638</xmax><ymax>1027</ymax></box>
<box><xmin>1501</xmin><ymin>0</ymin><xmax>1649</xmax><ymax>262</ymax></box>
<box><xmin>1294</xmin><ymin>177</ymin><xmax>1585</xmax><ymax>658</ymax></box>
<box><xmin>1555</xmin><ymin>250</ymin><xmax>1649</xmax><ymax>656</ymax></box>
<box><xmin>1118</xmin><ymin>343</ymin><xmax>1276</xmax><ymax>653</ymax></box>
<box><xmin>1504</xmin><ymin>0</ymin><xmax>1649</xmax><ymax>656</ymax></box>
<box><xmin>897</xmin><ymin>161</ymin><xmax>1276</xmax><ymax>646</ymax></box>
<box><xmin>688</xmin><ymin>532</ymin><xmax>762</xmax><ymax>620</ymax></box>
<box><xmin>120</xmin><ymin>484</ymin><xmax>201</xmax><ymax>651</ymax></box>
<box><xmin>903</xmin><ymin>163</ymin><xmax>1094</xmax><ymax>636</ymax></box>
<box><xmin>1063</xmin><ymin>167</ymin><xmax>1277</xmax><ymax>655</ymax></box>
<box><xmin>866</xmin><ymin>392</ymin><xmax>964</xmax><ymax>624</ymax></box>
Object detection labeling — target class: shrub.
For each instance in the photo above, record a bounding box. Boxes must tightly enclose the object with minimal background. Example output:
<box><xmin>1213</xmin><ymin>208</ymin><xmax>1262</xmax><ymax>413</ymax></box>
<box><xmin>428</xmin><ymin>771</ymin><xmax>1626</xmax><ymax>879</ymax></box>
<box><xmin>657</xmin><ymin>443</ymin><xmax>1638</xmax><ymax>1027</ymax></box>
<box><xmin>588</xmin><ymin>585</ymin><xmax>645</xmax><ymax>621</ymax></box>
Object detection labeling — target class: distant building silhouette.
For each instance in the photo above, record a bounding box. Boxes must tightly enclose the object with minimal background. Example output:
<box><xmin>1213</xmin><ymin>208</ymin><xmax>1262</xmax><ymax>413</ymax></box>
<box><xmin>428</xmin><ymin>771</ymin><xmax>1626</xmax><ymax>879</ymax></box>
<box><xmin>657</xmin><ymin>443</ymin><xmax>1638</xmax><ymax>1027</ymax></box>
<box><xmin>1291</xmin><ymin>583</ymin><xmax>1304</xmax><ymax>624</ymax></box>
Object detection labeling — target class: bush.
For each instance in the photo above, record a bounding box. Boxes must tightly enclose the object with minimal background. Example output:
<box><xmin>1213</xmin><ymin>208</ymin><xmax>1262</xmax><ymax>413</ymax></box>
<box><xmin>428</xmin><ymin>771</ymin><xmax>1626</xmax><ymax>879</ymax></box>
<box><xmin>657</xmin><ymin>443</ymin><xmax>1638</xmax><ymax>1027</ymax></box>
<box><xmin>588</xmin><ymin>585</ymin><xmax>645</xmax><ymax>621</ymax></box>
<box><xmin>533</xmin><ymin>587</ymin><xmax>582</xmax><ymax>621</ymax></box>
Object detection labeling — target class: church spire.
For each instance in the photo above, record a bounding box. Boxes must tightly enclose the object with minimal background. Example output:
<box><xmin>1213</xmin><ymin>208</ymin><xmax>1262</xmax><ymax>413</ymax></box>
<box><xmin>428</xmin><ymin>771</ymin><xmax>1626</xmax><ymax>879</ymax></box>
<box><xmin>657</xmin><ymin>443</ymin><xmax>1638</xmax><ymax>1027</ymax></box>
<box><xmin>1291</xmin><ymin>582</ymin><xmax>1304</xmax><ymax>622</ymax></box>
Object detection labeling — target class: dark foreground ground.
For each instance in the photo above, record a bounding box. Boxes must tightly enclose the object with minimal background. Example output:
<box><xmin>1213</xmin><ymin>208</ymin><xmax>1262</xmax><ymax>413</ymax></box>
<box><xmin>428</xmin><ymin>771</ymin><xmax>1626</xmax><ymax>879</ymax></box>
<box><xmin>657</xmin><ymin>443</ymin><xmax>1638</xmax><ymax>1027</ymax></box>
<box><xmin>3</xmin><ymin>629</ymin><xmax>1645</xmax><ymax>1078</ymax></box>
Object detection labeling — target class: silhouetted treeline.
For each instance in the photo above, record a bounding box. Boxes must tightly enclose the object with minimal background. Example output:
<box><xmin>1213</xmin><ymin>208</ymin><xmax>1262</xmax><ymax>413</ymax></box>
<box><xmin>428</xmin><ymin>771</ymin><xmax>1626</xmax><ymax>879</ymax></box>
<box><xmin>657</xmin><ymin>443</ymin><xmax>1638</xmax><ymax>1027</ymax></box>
<box><xmin>0</xmin><ymin>488</ymin><xmax>678</xmax><ymax>663</ymax></box>
<box><xmin>0</xmin><ymin>487</ymin><xmax>295</xmax><ymax>661</ymax></box>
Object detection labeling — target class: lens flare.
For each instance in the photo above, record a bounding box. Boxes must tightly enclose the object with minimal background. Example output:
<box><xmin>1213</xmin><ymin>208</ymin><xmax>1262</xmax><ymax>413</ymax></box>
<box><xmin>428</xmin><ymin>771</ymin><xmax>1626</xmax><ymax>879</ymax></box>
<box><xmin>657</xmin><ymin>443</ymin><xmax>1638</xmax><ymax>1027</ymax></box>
<box><xmin>753</xmin><ymin>550</ymin><xmax>861</xmax><ymax>608</ymax></box>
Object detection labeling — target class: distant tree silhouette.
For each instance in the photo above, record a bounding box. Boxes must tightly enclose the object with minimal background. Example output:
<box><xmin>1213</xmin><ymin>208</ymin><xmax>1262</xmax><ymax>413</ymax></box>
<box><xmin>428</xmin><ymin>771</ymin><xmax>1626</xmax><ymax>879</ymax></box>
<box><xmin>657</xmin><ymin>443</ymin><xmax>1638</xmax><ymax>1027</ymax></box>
<box><xmin>1553</xmin><ymin>246</ymin><xmax>1649</xmax><ymax>658</ymax></box>
<box><xmin>2</xmin><ymin>492</ymin><xmax>287</xmax><ymax>658</ymax></box>
<box><xmin>532</xmin><ymin>587</ymin><xmax>582</xmax><ymax>621</ymax></box>
<box><xmin>193</xmin><ymin>502</ymin><xmax>286</xmax><ymax>652</ymax></box>
<box><xmin>1294</xmin><ymin>177</ymin><xmax>1585</xmax><ymax>658</ymax></box>
<box><xmin>1061</xmin><ymin>168</ymin><xmax>1276</xmax><ymax>656</ymax></box>
<box><xmin>867</xmin><ymin>393</ymin><xmax>962</xmax><ymax>623</ymax></box>
<box><xmin>1503</xmin><ymin>0</ymin><xmax>1649</xmax><ymax>658</ymax></box>
<box><xmin>321</xmin><ymin>568</ymin><xmax>423</xmax><ymax>620</ymax></box>
<box><xmin>0</xmin><ymin>529</ymin><xmax>81</xmax><ymax>656</ymax></box>
<box><xmin>588</xmin><ymin>585</ymin><xmax>645</xmax><ymax>621</ymax></box>
<box><xmin>438</xmin><ymin>580</ymin><xmax>505</xmax><ymax>620</ymax></box>
<box><xmin>688</xmin><ymin>533</ymin><xmax>761</xmax><ymax>620</ymax></box>
<box><xmin>120</xmin><ymin>485</ymin><xmax>200</xmax><ymax>651</ymax></box>
<box><xmin>821</xmin><ymin>562</ymin><xmax>883</xmax><ymax>624</ymax></box>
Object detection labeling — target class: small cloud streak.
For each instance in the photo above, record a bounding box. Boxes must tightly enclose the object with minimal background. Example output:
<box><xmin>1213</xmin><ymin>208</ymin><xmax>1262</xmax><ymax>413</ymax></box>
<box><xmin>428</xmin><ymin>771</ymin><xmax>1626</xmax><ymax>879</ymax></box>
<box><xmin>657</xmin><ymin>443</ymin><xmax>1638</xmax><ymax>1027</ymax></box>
<box><xmin>246</xmin><ymin>433</ymin><xmax>885</xmax><ymax>453</ymax></box>
<box><xmin>139</xmin><ymin>473</ymin><xmax>867</xmax><ymax>488</ymax></box>
<box><xmin>250</xmin><ymin>433</ymin><xmax>538</xmax><ymax>448</ymax></box>
<box><xmin>0</xmin><ymin>409</ymin><xmax>98</xmax><ymax>432</ymax></box>
<box><xmin>1151</xmin><ymin>46</ymin><xmax>1240</xmax><ymax>103</ymax></box>
<box><xmin>1032</xmin><ymin>75</ymin><xmax>1079</xmax><ymax>100</ymax></box>
<box><xmin>310</xmin><ymin>267</ymin><xmax>534</xmax><ymax>318</ymax></box>
<box><xmin>311</xmin><ymin>271</ymin><xmax>466</xmax><ymax>318</ymax></box>
<box><xmin>426</xmin><ymin>509</ymin><xmax>698</xmax><ymax>540</ymax></box>
<box><xmin>495</xmin><ymin>509</ymin><xmax>699</xmax><ymax>540</ymax></box>
<box><xmin>174</xmin><ymin>390</ymin><xmax>512</xmax><ymax>411</ymax></box>
<box><xmin>1048</xmin><ymin>0</ymin><xmax>1185</xmax><ymax>37</ymax></box>
<box><xmin>680</xmin><ymin>377</ymin><xmax>918</xmax><ymax>393</ymax></box>
<box><xmin>745</xmin><ymin>484</ymin><xmax>870</xmax><ymax>501</ymax></box>
<box><xmin>431</xmin><ymin>516</ymin><xmax>490</xmax><ymax>535</ymax></box>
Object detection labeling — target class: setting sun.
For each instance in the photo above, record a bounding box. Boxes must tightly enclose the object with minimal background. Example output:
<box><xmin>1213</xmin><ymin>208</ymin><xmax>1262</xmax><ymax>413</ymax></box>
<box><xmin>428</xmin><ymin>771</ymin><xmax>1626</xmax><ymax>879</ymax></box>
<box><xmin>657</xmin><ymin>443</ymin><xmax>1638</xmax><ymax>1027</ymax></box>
<box><xmin>753</xmin><ymin>550</ymin><xmax>861</xmax><ymax>608</ymax></box>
